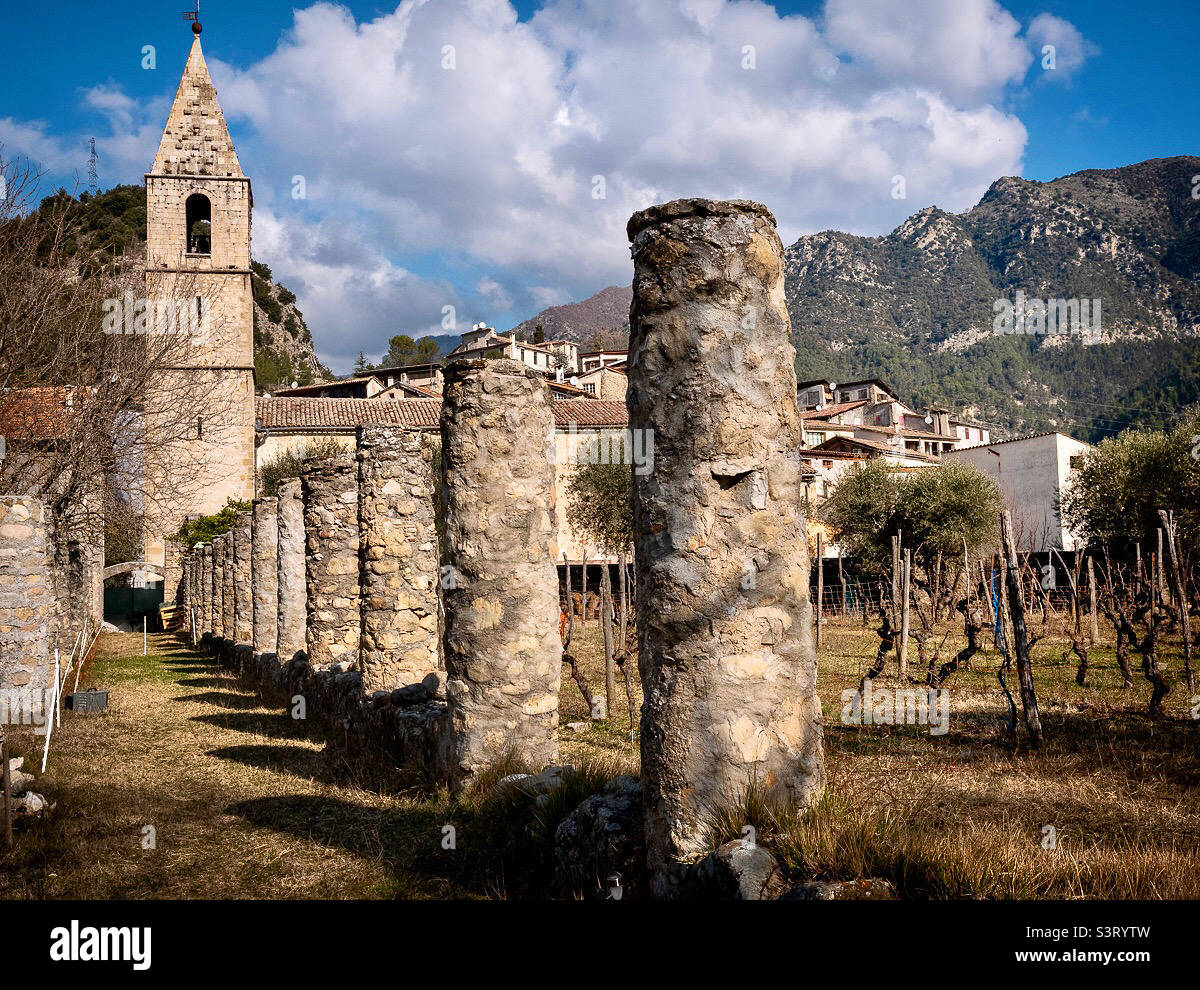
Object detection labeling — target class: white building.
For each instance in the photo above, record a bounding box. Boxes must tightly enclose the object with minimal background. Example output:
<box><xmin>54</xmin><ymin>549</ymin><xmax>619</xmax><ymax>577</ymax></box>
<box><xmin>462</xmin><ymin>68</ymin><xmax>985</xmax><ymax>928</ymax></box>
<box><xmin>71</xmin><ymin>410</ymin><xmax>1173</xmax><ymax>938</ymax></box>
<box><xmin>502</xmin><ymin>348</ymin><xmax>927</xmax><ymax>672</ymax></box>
<box><xmin>942</xmin><ymin>432</ymin><xmax>1093</xmax><ymax>551</ymax></box>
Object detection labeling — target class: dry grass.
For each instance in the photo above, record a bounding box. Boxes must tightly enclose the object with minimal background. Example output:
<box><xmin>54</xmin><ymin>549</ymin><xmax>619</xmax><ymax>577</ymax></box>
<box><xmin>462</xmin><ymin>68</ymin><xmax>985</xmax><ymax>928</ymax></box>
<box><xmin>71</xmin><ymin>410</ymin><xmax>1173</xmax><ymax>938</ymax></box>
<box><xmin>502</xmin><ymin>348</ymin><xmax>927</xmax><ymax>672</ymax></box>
<box><xmin>3</xmin><ymin>614</ymin><xmax>1198</xmax><ymax>899</ymax></box>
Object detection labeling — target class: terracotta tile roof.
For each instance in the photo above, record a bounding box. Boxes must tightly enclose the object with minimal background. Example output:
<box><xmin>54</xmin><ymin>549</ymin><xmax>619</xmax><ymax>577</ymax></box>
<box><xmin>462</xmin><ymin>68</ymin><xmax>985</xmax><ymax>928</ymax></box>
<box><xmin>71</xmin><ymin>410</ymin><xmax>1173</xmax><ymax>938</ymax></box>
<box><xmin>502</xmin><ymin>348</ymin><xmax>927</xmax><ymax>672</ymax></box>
<box><xmin>812</xmin><ymin>434</ymin><xmax>937</xmax><ymax>463</ymax></box>
<box><xmin>271</xmin><ymin>376</ymin><xmax>379</xmax><ymax>396</ymax></box>
<box><xmin>256</xmin><ymin>396</ymin><xmax>628</xmax><ymax>431</ymax></box>
<box><xmin>799</xmin><ymin>399</ymin><xmax>867</xmax><ymax>420</ymax></box>
<box><xmin>0</xmin><ymin>387</ymin><xmax>83</xmax><ymax>441</ymax></box>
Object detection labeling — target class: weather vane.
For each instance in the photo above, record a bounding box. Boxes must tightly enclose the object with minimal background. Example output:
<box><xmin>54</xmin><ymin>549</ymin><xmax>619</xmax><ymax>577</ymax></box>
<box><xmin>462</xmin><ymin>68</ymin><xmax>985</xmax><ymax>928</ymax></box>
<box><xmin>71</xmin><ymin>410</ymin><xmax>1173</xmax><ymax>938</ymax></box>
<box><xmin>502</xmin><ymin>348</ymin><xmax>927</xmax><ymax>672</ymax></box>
<box><xmin>182</xmin><ymin>0</ymin><xmax>202</xmax><ymax>34</ymax></box>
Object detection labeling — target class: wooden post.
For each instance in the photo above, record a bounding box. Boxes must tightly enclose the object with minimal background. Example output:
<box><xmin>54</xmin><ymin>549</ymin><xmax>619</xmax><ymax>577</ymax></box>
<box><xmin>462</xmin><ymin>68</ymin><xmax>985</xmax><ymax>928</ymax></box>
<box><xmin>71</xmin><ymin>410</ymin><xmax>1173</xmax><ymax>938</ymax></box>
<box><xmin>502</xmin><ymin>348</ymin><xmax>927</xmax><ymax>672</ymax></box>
<box><xmin>580</xmin><ymin>550</ymin><xmax>589</xmax><ymax>625</ymax></box>
<box><xmin>816</xmin><ymin>531</ymin><xmax>824</xmax><ymax>648</ymax></box>
<box><xmin>1087</xmin><ymin>556</ymin><xmax>1099</xmax><ymax>645</ymax></box>
<box><xmin>2</xmin><ymin>736</ymin><xmax>12</xmax><ymax>850</ymax></box>
<box><xmin>600</xmin><ymin>561</ymin><xmax>616</xmax><ymax>719</ymax></box>
<box><xmin>838</xmin><ymin>548</ymin><xmax>847</xmax><ymax>618</ymax></box>
<box><xmin>891</xmin><ymin>532</ymin><xmax>901</xmax><ymax>623</ymax></box>
<box><xmin>1001</xmin><ymin>510</ymin><xmax>1043</xmax><ymax>745</ymax></box>
<box><xmin>1157</xmin><ymin>528</ymin><xmax>1169</xmax><ymax>608</ymax></box>
<box><xmin>617</xmin><ymin>550</ymin><xmax>629</xmax><ymax>653</ymax></box>
<box><xmin>898</xmin><ymin>549</ymin><xmax>911</xmax><ymax>677</ymax></box>
<box><xmin>1158</xmin><ymin>509</ymin><xmax>1194</xmax><ymax>693</ymax></box>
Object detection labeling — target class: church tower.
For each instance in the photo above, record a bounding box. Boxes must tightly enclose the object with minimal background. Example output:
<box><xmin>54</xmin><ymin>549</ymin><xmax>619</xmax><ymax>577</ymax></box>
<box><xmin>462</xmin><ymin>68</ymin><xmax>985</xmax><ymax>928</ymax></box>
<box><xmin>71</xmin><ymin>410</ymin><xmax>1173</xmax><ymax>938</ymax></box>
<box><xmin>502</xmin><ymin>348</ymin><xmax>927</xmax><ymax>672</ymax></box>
<box><xmin>143</xmin><ymin>22</ymin><xmax>256</xmax><ymax>583</ymax></box>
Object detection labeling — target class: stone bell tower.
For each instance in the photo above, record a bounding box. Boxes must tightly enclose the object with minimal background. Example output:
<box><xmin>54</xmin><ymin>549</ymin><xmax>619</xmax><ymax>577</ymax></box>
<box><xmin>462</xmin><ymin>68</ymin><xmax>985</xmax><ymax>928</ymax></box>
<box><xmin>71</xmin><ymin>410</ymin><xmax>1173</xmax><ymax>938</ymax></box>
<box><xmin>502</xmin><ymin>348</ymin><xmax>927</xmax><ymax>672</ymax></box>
<box><xmin>143</xmin><ymin>22</ymin><xmax>256</xmax><ymax>591</ymax></box>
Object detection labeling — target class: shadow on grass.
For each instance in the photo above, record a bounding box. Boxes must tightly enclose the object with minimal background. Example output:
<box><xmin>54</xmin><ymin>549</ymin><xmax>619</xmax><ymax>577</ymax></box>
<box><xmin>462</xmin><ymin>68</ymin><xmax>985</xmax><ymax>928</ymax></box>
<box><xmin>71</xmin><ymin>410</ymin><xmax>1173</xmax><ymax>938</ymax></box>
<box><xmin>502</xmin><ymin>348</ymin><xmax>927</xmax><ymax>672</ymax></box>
<box><xmin>190</xmin><ymin>710</ymin><xmax>327</xmax><ymax>741</ymax></box>
<box><xmin>173</xmin><ymin>690</ymin><xmax>268</xmax><ymax>710</ymax></box>
<box><xmin>224</xmin><ymin>794</ymin><xmax>474</xmax><ymax>898</ymax></box>
<box><xmin>207</xmin><ymin>743</ymin><xmax>417</xmax><ymax>794</ymax></box>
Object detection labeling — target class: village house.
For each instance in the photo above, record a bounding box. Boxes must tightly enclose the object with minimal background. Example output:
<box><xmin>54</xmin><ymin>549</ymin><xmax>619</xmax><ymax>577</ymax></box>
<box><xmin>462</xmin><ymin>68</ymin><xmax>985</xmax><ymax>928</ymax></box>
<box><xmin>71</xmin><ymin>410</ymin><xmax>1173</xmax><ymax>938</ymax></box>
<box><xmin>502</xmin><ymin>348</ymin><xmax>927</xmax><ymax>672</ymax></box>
<box><xmin>942</xmin><ymin>432</ymin><xmax>1093</xmax><ymax>552</ymax></box>
<box><xmin>579</xmin><ymin>349</ymin><xmax>628</xmax><ymax>373</ymax></box>
<box><xmin>447</xmin><ymin>324</ymin><xmax>579</xmax><ymax>375</ymax></box>
<box><xmin>797</xmin><ymin>377</ymin><xmax>991</xmax><ymax>460</ymax></box>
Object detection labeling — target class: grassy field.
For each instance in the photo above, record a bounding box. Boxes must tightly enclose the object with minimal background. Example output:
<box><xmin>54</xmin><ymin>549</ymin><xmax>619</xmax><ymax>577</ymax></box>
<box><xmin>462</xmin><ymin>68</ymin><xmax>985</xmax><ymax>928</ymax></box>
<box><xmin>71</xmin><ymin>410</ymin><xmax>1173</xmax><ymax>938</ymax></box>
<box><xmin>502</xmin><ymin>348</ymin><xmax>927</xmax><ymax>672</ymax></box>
<box><xmin>2</xmin><ymin>614</ymin><xmax>1197</xmax><ymax>899</ymax></box>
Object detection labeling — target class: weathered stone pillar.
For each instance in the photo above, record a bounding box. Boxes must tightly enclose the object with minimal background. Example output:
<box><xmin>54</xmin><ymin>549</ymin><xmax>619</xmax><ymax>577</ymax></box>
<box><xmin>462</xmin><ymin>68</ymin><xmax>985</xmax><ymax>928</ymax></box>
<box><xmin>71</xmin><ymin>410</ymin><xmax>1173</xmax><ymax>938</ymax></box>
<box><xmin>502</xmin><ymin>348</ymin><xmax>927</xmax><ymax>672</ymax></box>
<box><xmin>211</xmin><ymin>533</ymin><xmax>226</xmax><ymax>645</ymax></box>
<box><xmin>302</xmin><ymin>457</ymin><xmax>360</xmax><ymax>667</ymax></box>
<box><xmin>357</xmin><ymin>425</ymin><xmax>440</xmax><ymax>694</ymax></box>
<box><xmin>221</xmin><ymin>531</ymin><xmax>235</xmax><ymax>655</ymax></box>
<box><xmin>232</xmin><ymin>511</ymin><xmax>254</xmax><ymax>665</ymax></box>
<box><xmin>627</xmin><ymin>199</ymin><xmax>825</xmax><ymax>896</ymax></box>
<box><xmin>0</xmin><ymin>497</ymin><xmax>57</xmax><ymax>696</ymax></box>
<box><xmin>440</xmin><ymin>359</ymin><xmax>561</xmax><ymax>788</ymax></box>
<box><xmin>276</xmin><ymin>479</ymin><xmax>306</xmax><ymax>666</ymax></box>
<box><xmin>252</xmin><ymin>497</ymin><xmax>279</xmax><ymax>671</ymax></box>
<box><xmin>200</xmin><ymin>544</ymin><xmax>213</xmax><ymax>643</ymax></box>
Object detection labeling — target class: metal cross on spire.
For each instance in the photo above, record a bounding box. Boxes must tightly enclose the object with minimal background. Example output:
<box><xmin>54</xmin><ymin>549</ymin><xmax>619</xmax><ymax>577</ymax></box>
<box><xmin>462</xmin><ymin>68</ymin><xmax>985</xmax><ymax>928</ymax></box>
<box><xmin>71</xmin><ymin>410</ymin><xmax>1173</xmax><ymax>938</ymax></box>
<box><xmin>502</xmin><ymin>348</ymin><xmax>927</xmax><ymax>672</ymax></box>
<box><xmin>183</xmin><ymin>0</ymin><xmax>202</xmax><ymax>34</ymax></box>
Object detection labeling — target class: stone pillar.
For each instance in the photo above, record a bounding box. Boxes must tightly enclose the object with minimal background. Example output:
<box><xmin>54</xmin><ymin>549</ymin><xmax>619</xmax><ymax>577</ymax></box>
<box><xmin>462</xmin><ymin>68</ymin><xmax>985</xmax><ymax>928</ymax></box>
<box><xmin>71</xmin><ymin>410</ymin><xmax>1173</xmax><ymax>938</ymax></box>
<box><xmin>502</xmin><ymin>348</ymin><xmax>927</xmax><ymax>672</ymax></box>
<box><xmin>221</xmin><ymin>531</ymin><xmax>235</xmax><ymax>653</ymax></box>
<box><xmin>0</xmin><ymin>497</ymin><xmax>57</xmax><ymax>698</ymax></box>
<box><xmin>302</xmin><ymin>457</ymin><xmax>360</xmax><ymax>667</ymax></box>
<box><xmin>627</xmin><ymin>199</ymin><xmax>825</xmax><ymax>896</ymax></box>
<box><xmin>163</xmin><ymin>539</ymin><xmax>183</xmax><ymax>607</ymax></box>
<box><xmin>211</xmin><ymin>533</ymin><xmax>226</xmax><ymax>644</ymax></box>
<box><xmin>232</xmin><ymin>511</ymin><xmax>254</xmax><ymax>665</ymax></box>
<box><xmin>357</xmin><ymin>425</ymin><xmax>440</xmax><ymax>694</ymax></box>
<box><xmin>252</xmin><ymin>497</ymin><xmax>279</xmax><ymax>670</ymax></box>
<box><xmin>440</xmin><ymin>359</ymin><xmax>561</xmax><ymax>788</ymax></box>
<box><xmin>201</xmin><ymin>544</ymin><xmax>213</xmax><ymax>642</ymax></box>
<box><xmin>276</xmin><ymin>479</ymin><xmax>306</xmax><ymax>666</ymax></box>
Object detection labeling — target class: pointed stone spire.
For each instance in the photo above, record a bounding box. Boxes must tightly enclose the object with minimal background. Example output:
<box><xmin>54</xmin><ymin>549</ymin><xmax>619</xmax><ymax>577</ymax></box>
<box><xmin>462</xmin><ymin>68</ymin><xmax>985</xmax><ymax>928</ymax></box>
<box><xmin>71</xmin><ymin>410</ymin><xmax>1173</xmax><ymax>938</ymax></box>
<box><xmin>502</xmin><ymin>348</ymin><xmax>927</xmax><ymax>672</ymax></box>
<box><xmin>150</xmin><ymin>36</ymin><xmax>244</xmax><ymax>178</ymax></box>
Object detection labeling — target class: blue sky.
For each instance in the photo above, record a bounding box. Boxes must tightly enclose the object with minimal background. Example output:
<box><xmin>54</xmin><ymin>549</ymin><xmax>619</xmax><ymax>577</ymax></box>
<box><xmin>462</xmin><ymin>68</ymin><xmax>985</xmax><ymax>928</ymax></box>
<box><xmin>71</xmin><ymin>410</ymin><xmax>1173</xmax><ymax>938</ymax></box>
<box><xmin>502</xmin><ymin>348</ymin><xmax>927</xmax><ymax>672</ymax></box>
<box><xmin>3</xmin><ymin>0</ymin><xmax>1196</xmax><ymax>372</ymax></box>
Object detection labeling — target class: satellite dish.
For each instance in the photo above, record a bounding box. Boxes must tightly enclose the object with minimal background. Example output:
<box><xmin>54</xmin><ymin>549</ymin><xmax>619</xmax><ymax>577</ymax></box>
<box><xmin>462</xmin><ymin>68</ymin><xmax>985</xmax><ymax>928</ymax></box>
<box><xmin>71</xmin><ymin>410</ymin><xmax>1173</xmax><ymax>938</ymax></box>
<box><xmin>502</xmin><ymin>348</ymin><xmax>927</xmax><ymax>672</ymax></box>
<box><xmin>291</xmin><ymin>381</ymin><xmax>299</xmax><ymax>389</ymax></box>
<box><xmin>830</xmin><ymin>382</ymin><xmax>837</xmax><ymax>391</ymax></box>
<box><xmin>925</xmin><ymin>412</ymin><xmax>933</xmax><ymax>425</ymax></box>
<box><xmin>570</xmin><ymin>376</ymin><xmax>580</xmax><ymax>387</ymax></box>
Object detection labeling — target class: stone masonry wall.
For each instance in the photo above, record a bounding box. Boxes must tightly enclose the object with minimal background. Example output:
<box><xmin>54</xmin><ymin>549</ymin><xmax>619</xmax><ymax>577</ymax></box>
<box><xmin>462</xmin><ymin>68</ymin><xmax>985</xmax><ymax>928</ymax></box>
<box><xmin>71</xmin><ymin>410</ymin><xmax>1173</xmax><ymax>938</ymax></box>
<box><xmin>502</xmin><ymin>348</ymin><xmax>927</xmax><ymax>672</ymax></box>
<box><xmin>276</xmin><ymin>479</ymin><xmax>306</xmax><ymax>666</ymax></box>
<box><xmin>201</xmin><ymin>544</ymin><xmax>212</xmax><ymax>641</ymax></box>
<box><xmin>627</xmin><ymin>198</ymin><xmax>825</xmax><ymax>896</ymax></box>
<box><xmin>0</xmin><ymin>497</ymin><xmax>57</xmax><ymax>698</ymax></box>
<box><xmin>252</xmin><ymin>497</ymin><xmax>279</xmax><ymax>668</ymax></box>
<box><xmin>357</xmin><ymin>425</ymin><xmax>440</xmax><ymax>694</ymax></box>
<box><xmin>302</xmin><ymin>457</ymin><xmax>360</xmax><ymax>668</ymax></box>
<box><xmin>440</xmin><ymin>359</ymin><xmax>562</xmax><ymax>789</ymax></box>
<box><xmin>211</xmin><ymin>533</ymin><xmax>226</xmax><ymax>643</ymax></box>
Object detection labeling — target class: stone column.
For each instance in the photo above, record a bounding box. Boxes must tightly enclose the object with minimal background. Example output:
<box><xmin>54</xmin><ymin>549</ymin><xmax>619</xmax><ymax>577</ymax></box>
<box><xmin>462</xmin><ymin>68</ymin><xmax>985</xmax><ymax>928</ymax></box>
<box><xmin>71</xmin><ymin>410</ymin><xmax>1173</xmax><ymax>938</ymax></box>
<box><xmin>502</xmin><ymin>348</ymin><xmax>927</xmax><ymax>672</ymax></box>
<box><xmin>440</xmin><ymin>359</ymin><xmax>561</xmax><ymax>788</ymax></box>
<box><xmin>201</xmin><ymin>544</ymin><xmax>213</xmax><ymax>642</ymax></box>
<box><xmin>232</xmin><ymin>512</ymin><xmax>254</xmax><ymax>665</ymax></box>
<box><xmin>302</xmin><ymin>457</ymin><xmax>360</xmax><ymax>667</ymax></box>
<box><xmin>211</xmin><ymin>533</ymin><xmax>226</xmax><ymax>645</ymax></box>
<box><xmin>627</xmin><ymin>198</ymin><xmax>825</xmax><ymax>896</ymax></box>
<box><xmin>0</xmin><ymin>497</ymin><xmax>57</xmax><ymax>698</ymax></box>
<box><xmin>357</xmin><ymin>425</ymin><xmax>440</xmax><ymax>694</ymax></box>
<box><xmin>276</xmin><ymin>479</ymin><xmax>306</xmax><ymax>666</ymax></box>
<box><xmin>221</xmin><ymin>531</ymin><xmax>235</xmax><ymax>655</ymax></box>
<box><xmin>252</xmin><ymin>497</ymin><xmax>279</xmax><ymax>671</ymax></box>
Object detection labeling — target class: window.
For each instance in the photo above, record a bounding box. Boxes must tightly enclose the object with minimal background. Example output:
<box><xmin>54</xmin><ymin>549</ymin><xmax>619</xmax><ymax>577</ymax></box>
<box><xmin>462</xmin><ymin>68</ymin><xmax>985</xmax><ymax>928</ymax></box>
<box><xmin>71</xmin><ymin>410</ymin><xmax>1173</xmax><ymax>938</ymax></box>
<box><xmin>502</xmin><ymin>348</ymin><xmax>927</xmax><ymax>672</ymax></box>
<box><xmin>583</xmin><ymin>383</ymin><xmax>596</xmax><ymax>394</ymax></box>
<box><xmin>185</xmin><ymin>193</ymin><xmax>212</xmax><ymax>254</ymax></box>
<box><xmin>196</xmin><ymin>415</ymin><xmax>204</xmax><ymax>440</ymax></box>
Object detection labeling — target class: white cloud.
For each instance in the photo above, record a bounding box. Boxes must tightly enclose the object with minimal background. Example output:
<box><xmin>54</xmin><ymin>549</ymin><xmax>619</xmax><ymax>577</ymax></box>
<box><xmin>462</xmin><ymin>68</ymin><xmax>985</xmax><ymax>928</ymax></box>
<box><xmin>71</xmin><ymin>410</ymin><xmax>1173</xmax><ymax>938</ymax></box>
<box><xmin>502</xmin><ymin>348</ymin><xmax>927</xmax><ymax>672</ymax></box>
<box><xmin>6</xmin><ymin>0</ymin><xmax>1090</xmax><ymax>371</ymax></box>
<box><xmin>824</xmin><ymin>0</ymin><xmax>1032</xmax><ymax>104</ymax></box>
<box><xmin>1026</xmin><ymin>13</ymin><xmax>1100</xmax><ymax>81</ymax></box>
